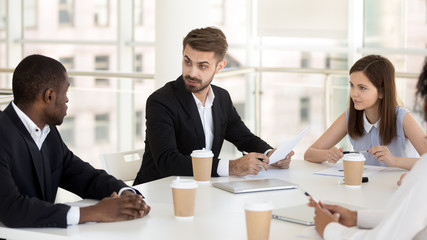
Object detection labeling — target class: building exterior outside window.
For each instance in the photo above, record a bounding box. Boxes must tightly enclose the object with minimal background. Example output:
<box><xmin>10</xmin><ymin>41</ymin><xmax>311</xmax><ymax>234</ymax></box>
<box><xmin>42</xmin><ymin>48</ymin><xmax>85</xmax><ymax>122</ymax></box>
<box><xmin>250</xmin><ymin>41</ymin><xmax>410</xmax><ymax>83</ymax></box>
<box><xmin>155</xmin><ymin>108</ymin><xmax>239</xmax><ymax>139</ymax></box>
<box><xmin>58</xmin><ymin>0</ymin><xmax>74</xmax><ymax>26</ymax></box>
<box><xmin>95</xmin><ymin>55</ymin><xmax>110</xmax><ymax>85</ymax></box>
<box><xmin>95</xmin><ymin>113</ymin><xmax>110</xmax><ymax>143</ymax></box>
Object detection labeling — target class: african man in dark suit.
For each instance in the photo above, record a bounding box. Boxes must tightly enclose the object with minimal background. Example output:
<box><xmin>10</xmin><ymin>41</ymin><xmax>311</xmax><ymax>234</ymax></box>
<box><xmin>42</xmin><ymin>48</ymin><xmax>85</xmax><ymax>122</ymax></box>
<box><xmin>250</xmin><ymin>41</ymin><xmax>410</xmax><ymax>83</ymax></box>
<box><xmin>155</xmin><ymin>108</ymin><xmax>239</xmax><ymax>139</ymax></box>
<box><xmin>0</xmin><ymin>54</ymin><xmax>150</xmax><ymax>228</ymax></box>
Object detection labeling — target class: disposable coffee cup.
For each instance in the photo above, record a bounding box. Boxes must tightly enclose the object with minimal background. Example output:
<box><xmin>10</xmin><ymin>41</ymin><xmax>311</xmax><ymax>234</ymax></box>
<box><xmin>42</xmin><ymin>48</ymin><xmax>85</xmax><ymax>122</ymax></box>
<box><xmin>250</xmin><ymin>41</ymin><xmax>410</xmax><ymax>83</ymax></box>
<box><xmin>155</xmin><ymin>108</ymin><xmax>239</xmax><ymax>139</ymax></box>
<box><xmin>191</xmin><ymin>149</ymin><xmax>214</xmax><ymax>182</ymax></box>
<box><xmin>171</xmin><ymin>178</ymin><xmax>198</xmax><ymax>219</ymax></box>
<box><xmin>244</xmin><ymin>199</ymin><xmax>273</xmax><ymax>240</ymax></box>
<box><xmin>342</xmin><ymin>153</ymin><xmax>366</xmax><ymax>188</ymax></box>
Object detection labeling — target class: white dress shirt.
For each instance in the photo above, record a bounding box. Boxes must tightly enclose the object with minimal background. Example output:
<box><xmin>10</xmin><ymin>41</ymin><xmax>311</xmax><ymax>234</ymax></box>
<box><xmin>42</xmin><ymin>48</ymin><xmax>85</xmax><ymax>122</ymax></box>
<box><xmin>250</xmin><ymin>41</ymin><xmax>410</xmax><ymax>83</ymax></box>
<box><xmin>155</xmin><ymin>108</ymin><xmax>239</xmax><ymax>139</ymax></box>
<box><xmin>192</xmin><ymin>87</ymin><xmax>232</xmax><ymax>176</ymax></box>
<box><xmin>323</xmin><ymin>153</ymin><xmax>427</xmax><ymax>239</ymax></box>
<box><xmin>192</xmin><ymin>87</ymin><xmax>272</xmax><ymax>176</ymax></box>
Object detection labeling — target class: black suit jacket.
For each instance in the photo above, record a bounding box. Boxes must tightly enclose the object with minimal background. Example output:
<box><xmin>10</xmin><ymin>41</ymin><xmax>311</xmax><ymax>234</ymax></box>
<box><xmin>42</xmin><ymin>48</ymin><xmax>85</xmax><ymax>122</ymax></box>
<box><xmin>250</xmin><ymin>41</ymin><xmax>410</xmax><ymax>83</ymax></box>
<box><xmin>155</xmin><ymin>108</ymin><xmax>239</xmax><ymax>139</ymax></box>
<box><xmin>0</xmin><ymin>104</ymin><xmax>128</xmax><ymax>228</ymax></box>
<box><xmin>134</xmin><ymin>76</ymin><xmax>272</xmax><ymax>184</ymax></box>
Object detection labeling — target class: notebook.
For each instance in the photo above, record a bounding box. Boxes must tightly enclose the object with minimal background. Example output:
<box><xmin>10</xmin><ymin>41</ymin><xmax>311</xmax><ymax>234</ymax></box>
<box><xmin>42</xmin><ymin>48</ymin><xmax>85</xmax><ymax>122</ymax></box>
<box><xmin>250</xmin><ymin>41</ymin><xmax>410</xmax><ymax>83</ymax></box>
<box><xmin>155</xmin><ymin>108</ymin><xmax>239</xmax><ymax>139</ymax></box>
<box><xmin>211</xmin><ymin>178</ymin><xmax>298</xmax><ymax>194</ymax></box>
<box><xmin>272</xmin><ymin>201</ymin><xmax>363</xmax><ymax>226</ymax></box>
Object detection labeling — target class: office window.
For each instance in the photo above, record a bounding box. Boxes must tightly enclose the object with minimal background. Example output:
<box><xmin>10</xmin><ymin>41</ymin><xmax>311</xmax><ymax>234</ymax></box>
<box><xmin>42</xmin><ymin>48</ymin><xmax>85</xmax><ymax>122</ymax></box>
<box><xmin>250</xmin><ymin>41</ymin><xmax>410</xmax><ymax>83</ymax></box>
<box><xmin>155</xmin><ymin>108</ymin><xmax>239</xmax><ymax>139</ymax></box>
<box><xmin>300</xmin><ymin>97</ymin><xmax>310</xmax><ymax>123</ymax></box>
<box><xmin>95</xmin><ymin>55</ymin><xmax>109</xmax><ymax>85</ymax></box>
<box><xmin>135</xmin><ymin>54</ymin><xmax>143</xmax><ymax>72</ymax></box>
<box><xmin>234</xmin><ymin>102</ymin><xmax>245</xmax><ymax>119</ymax></box>
<box><xmin>300</xmin><ymin>52</ymin><xmax>311</xmax><ymax>68</ymax></box>
<box><xmin>59</xmin><ymin>116</ymin><xmax>75</xmax><ymax>146</ymax></box>
<box><xmin>59</xmin><ymin>57</ymin><xmax>74</xmax><ymax>85</ymax></box>
<box><xmin>24</xmin><ymin>0</ymin><xmax>37</xmax><ymax>28</ymax></box>
<box><xmin>0</xmin><ymin>0</ymin><xmax>5</xmax><ymax>30</ymax></box>
<box><xmin>134</xmin><ymin>0</ymin><xmax>143</xmax><ymax>26</ymax></box>
<box><xmin>93</xmin><ymin>0</ymin><xmax>109</xmax><ymax>27</ymax></box>
<box><xmin>95</xmin><ymin>113</ymin><xmax>109</xmax><ymax>143</ymax></box>
<box><xmin>58</xmin><ymin>0</ymin><xmax>73</xmax><ymax>26</ymax></box>
<box><xmin>212</xmin><ymin>0</ymin><xmax>224</xmax><ymax>25</ymax></box>
<box><xmin>135</xmin><ymin>111</ymin><xmax>143</xmax><ymax>139</ymax></box>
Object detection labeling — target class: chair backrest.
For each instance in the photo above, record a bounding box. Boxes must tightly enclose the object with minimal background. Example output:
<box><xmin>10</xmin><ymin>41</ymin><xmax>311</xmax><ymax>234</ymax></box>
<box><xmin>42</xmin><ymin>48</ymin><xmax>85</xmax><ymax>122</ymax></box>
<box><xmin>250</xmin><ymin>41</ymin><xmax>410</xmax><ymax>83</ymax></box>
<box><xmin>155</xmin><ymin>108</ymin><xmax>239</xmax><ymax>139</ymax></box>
<box><xmin>100</xmin><ymin>149</ymin><xmax>144</xmax><ymax>182</ymax></box>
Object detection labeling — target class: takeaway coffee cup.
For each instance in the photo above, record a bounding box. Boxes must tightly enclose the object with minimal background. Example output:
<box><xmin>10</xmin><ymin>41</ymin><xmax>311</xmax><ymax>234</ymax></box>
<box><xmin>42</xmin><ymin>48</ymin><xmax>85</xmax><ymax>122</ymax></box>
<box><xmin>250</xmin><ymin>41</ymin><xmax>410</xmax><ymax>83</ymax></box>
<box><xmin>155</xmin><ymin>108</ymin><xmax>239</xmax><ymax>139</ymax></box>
<box><xmin>244</xmin><ymin>199</ymin><xmax>273</xmax><ymax>240</ymax></box>
<box><xmin>171</xmin><ymin>178</ymin><xmax>198</xmax><ymax>219</ymax></box>
<box><xmin>342</xmin><ymin>153</ymin><xmax>366</xmax><ymax>188</ymax></box>
<box><xmin>191</xmin><ymin>149</ymin><xmax>214</xmax><ymax>182</ymax></box>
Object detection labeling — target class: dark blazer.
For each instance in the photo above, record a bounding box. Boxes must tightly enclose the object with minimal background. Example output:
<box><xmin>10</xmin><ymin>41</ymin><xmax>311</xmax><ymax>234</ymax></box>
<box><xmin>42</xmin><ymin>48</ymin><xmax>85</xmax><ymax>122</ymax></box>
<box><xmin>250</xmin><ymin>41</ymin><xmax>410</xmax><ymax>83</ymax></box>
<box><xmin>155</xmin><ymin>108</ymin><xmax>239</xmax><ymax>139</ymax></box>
<box><xmin>0</xmin><ymin>104</ymin><xmax>127</xmax><ymax>228</ymax></box>
<box><xmin>134</xmin><ymin>76</ymin><xmax>272</xmax><ymax>184</ymax></box>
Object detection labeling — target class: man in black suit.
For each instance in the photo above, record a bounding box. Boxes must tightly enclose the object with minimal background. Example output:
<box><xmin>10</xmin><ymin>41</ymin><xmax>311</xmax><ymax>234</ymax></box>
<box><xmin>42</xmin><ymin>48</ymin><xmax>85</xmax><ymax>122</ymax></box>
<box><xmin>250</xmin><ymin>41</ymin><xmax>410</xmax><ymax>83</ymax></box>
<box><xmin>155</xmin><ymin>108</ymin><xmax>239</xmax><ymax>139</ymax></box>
<box><xmin>134</xmin><ymin>27</ymin><xmax>294</xmax><ymax>185</ymax></box>
<box><xmin>0</xmin><ymin>54</ymin><xmax>150</xmax><ymax>228</ymax></box>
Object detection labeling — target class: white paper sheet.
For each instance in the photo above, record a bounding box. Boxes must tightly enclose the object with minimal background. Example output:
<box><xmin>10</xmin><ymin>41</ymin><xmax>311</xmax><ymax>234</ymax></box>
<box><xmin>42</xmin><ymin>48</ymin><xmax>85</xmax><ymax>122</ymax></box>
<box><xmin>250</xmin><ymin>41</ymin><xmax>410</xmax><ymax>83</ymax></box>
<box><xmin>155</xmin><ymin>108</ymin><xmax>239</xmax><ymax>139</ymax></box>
<box><xmin>269</xmin><ymin>127</ymin><xmax>309</xmax><ymax>164</ymax></box>
<box><xmin>314</xmin><ymin>163</ymin><xmax>386</xmax><ymax>177</ymax></box>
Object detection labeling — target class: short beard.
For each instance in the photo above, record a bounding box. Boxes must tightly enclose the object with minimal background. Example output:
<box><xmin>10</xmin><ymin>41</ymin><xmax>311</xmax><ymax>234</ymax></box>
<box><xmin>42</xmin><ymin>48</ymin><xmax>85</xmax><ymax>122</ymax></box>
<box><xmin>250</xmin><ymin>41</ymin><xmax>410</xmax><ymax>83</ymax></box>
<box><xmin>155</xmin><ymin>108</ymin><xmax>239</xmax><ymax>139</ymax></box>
<box><xmin>183</xmin><ymin>74</ymin><xmax>214</xmax><ymax>93</ymax></box>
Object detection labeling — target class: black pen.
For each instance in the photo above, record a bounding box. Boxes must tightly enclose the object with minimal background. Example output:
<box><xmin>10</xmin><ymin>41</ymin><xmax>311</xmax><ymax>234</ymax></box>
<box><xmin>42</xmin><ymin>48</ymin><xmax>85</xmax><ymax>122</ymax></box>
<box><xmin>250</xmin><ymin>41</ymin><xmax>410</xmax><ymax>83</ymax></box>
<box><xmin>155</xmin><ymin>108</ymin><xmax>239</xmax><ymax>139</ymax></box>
<box><xmin>339</xmin><ymin>177</ymin><xmax>369</xmax><ymax>183</ymax></box>
<box><xmin>303</xmin><ymin>191</ymin><xmax>318</xmax><ymax>203</ymax></box>
<box><xmin>343</xmin><ymin>150</ymin><xmax>369</xmax><ymax>154</ymax></box>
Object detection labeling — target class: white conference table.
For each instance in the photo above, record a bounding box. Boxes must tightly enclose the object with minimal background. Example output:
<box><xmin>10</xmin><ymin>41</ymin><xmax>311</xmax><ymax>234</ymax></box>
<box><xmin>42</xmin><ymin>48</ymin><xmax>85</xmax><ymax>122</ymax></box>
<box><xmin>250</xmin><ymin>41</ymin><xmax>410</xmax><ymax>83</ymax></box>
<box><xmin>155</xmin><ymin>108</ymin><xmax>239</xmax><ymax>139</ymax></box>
<box><xmin>0</xmin><ymin>160</ymin><xmax>406</xmax><ymax>240</ymax></box>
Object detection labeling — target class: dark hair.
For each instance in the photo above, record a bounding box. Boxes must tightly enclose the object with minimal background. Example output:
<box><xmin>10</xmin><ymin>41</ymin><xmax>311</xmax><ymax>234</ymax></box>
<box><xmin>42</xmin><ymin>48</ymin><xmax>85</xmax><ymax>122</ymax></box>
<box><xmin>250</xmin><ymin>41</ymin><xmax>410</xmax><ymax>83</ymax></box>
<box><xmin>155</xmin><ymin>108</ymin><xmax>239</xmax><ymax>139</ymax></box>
<box><xmin>182</xmin><ymin>27</ymin><xmax>228</xmax><ymax>61</ymax></box>
<box><xmin>416</xmin><ymin>59</ymin><xmax>427</xmax><ymax>100</ymax></box>
<box><xmin>416</xmin><ymin>59</ymin><xmax>427</xmax><ymax>120</ymax></box>
<box><xmin>347</xmin><ymin>55</ymin><xmax>397</xmax><ymax>145</ymax></box>
<box><xmin>12</xmin><ymin>54</ymin><xmax>66</xmax><ymax>106</ymax></box>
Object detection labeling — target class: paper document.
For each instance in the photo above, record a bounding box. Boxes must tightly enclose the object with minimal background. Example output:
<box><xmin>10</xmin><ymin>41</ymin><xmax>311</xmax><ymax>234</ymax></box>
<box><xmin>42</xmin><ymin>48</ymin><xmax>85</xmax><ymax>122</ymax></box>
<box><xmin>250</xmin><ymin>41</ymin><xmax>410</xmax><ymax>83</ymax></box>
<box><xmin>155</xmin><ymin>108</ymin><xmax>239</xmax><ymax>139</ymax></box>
<box><xmin>269</xmin><ymin>127</ymin><xmax>309</xmax><ymax>164</ymax></box>
<box><xmin>314</xmin><ymin>163</ymin><xmax>386</xmax><ymax>177</ymax></box>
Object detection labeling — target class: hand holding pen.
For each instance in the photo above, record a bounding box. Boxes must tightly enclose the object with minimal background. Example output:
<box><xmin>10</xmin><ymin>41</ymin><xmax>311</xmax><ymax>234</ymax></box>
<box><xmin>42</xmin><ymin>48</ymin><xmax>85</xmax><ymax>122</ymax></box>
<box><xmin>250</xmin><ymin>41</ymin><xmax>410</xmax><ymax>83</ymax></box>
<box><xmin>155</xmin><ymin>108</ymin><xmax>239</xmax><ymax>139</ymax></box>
<box><xmin>327</xmin><ymin>148</ymin><xmax>369</xmax><ymax>164</ymax></box>
<box><xmin>304</xmin><ymin>192</ymin><xmax>339</xmax><ymax>237</ymax></box>
<box><xmin>326</xmin><ymin>147</ymin><xmax>344</xmax><ymax>164</ymax></box>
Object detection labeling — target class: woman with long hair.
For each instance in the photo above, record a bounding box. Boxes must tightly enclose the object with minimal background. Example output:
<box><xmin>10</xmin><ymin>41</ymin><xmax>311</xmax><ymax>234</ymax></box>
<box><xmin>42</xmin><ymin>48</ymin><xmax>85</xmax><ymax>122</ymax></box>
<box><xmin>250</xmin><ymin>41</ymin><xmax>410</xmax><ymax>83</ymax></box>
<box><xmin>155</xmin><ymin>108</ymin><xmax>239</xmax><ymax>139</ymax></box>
<box><xmin>305</xmin><ymin>55</ymin><xmax>426</xmax><ymax>170</ymax></box>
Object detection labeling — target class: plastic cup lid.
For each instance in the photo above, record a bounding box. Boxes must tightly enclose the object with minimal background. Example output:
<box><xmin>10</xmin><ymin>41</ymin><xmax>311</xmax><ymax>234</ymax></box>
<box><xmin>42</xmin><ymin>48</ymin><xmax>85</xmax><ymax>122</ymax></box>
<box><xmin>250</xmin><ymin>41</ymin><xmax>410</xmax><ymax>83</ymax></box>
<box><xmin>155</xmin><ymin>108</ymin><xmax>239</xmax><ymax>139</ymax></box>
<box><xmin>244</xmin><ymin>199</ymin><xmax>273</xmax><ymax>211</ymax></box>
<box><xmin>342</xmin><ymin>153</ymin><xmax>365</xmax><ymax>161</ymax></box>
<box><xmin>191</xmin><ymin>149</ymin><xmax>214</xmax><ymax>158</ymax></box>
<box><xmin>171</xmin><ymin>177</ymin><xmax>198</xmax><ymax>189</ymax></box>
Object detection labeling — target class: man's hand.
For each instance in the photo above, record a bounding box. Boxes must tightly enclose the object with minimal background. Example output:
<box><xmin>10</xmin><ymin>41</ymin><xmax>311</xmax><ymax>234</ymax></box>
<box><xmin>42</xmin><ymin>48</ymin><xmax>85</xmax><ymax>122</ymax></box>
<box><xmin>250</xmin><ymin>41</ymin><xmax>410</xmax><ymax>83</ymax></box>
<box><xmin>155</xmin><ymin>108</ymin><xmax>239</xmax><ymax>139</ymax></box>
<box><xmin>229</xmin><ymin>152</ymin><xmax>269</xmax><ymax>176</ymax></box>
<box><xmin>79</xmin><ymin>192</ymin><xmax>151</xmax><ymax>224</ymax></box>
<box><xmin>269</xmin><ymin>149</ymin><xmax>293</xmax><ymax>169</ymax></box>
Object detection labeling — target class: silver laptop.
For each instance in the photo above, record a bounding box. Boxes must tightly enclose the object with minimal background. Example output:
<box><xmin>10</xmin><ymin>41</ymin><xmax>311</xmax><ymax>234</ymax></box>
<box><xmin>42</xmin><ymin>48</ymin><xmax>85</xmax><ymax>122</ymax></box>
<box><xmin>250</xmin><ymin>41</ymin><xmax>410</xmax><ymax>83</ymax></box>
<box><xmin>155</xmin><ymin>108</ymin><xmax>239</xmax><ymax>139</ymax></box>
<box><xmin>272</xmin><ymin>204</ymin><xmax>315</xmax><ymax>226</ymax></box>
<box><xmin>272</xmin><ymin>201</ymin><xmax>363</xmax><ymax>226</ymax></box>
<box><xmin>211</xmin><ymin>178</ymin><xmax>298</xmax><ymax>194</ymax></box>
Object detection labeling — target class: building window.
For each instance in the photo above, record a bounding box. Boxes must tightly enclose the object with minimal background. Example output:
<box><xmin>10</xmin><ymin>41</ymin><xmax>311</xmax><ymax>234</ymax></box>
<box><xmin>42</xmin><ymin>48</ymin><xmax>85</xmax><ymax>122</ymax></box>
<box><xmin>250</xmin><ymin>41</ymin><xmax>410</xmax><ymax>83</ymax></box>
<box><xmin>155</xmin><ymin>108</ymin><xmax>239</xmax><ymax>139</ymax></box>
<box><xmin>135</xmin><ymin>111</ymin><xmax>143</xmax><ymax>139</ymax></box>
<box><xmin>93</xmin><ymin>0</ymin><xmax>109</xmax><ymax>27</ymax></box>
<box><xmin>24</xmin><ymin>0</ymin><xmax>37</xmax><ymax>29</ymax></box>
<box><xmin>95</xmin><ymin>113</ymin><xmax>109</xmax><ymax>143</ymax></box>
<box><xmin>59</xmin><ymin>57</ymin><xmax>75</xmax><ymax>85</ymax></box>
<box><xmin>0</xmin><ymin>0</ymin><xmax>6</xmax><ymax>30</ymax></box>
<box><xmin>60</xmin><ymin>116</ymin><xmax>75</xmax><ymax>146</ymax></box>
<box><xmin>134</xmin><ymin>0</ymin><xmax>143</xmax><ymax>26</ymax></box>
<box><xmin>95</xmin><ymin>55</ymin><xmax>109</xmax><ymax>85</ymax></box>
<box><xmin>234</xmin><ymin>102</ymin><xmax>245</xmax><ymax>119</ymax></box>
<box><xmin>58</xmin><ymin>0</ymin><xmax>73</xmax><ymax>26</ymax></box>
<box><xmin>300</xmin><ymin>52</ymin><xmax>311</xmax><ymax>68</ymax></box>
<box><xmin>300</xmin><ymin>97</ymin><xmax>310</xmax><ymax>123</ymax></box>
<box><xmin>135</xmin><ymin>54</ymin><xmax>143</xmax><ymax>72</ymax></box>
<box><xmin>325</xmin><ymin>55</ymin><xmax>331</xmax><ymax>69</ymax></box>
<box><xmin>212</xmin><ymin>0</ymin><xmax>224</xmax><ymax>26</ymax></box>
